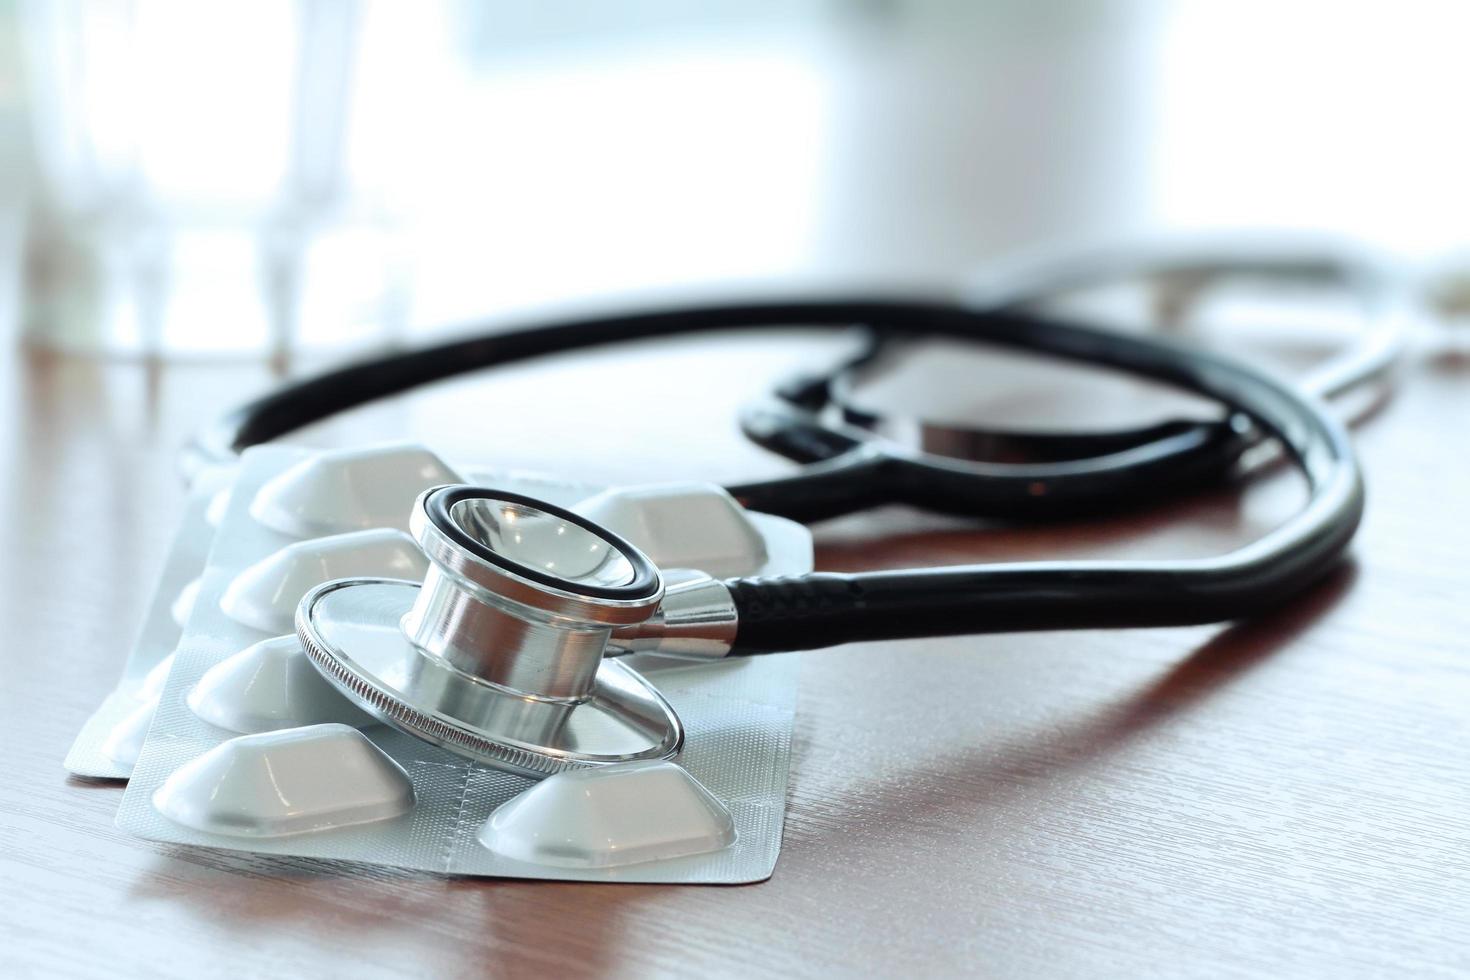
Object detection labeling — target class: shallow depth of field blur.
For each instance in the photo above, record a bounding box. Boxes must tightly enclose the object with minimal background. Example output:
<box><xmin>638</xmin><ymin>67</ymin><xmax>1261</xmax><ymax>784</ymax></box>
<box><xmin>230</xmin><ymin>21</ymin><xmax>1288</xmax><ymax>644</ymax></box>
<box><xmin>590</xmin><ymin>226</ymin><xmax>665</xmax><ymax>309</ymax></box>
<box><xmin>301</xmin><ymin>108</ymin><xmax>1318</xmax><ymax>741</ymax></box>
<box><xmin>2</xmin><ymin>0</ymin><xmax>1469</xmax><ymax>358</ymax></box>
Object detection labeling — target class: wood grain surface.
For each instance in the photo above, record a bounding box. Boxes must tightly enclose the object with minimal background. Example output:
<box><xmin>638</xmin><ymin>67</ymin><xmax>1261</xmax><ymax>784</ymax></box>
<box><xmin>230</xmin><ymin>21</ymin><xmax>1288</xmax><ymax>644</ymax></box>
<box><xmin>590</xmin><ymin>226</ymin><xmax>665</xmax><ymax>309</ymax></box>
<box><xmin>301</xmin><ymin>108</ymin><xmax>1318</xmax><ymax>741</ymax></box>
<box><xmin>1</xmin><ymin>334</ymin><xmax>1468</xmax><ymax>978</ymax></box>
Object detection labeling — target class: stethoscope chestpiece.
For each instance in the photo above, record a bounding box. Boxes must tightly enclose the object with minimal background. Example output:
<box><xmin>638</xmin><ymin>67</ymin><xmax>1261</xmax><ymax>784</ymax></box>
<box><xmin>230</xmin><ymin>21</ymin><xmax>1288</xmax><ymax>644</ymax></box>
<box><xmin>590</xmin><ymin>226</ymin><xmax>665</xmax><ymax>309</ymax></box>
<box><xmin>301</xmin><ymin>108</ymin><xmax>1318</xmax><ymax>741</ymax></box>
<box><xmin>296</xmin><ymin>486</ymin><xmax>684</xmax><ymax>777</ymax></box>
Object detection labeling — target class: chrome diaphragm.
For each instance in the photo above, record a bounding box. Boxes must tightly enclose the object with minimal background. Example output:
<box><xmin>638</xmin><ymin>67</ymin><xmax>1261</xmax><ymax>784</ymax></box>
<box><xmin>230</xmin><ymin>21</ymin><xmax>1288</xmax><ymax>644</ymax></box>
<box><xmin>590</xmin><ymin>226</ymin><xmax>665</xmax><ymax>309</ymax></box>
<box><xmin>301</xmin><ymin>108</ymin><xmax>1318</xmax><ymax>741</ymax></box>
<box><xmin>296</xmin><ymin>486</ymin><xmax>685</xmax><ymax>777</ymax></box>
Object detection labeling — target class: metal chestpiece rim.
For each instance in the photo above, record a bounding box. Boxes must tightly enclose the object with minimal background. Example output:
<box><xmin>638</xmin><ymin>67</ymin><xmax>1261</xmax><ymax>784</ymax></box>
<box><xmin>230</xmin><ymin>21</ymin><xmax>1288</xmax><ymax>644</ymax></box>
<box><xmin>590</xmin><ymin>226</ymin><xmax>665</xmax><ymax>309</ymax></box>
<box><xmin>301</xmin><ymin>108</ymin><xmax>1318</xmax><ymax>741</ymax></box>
<box><xmin>295</xmin><ymin>486</ymin><xmax>685</xmax><ymax>776</ymax></box>
<box><xmin>405</xmin><ymin>485</ymin><xmax>666</xmax><ymax>701</ymax></box>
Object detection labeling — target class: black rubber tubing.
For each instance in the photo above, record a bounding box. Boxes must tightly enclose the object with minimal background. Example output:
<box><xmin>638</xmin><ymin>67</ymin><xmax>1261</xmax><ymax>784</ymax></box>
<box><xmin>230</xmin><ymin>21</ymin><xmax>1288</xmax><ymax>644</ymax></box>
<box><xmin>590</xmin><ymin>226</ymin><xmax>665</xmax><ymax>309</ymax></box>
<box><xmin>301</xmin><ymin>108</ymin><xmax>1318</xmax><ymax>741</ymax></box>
<box><xmin>729</xmin><ymin>326</ymin><xmax>1249</xmax><ymax>522</ymax></box>
<box><xmin>727</xmin><ymin>403</ymin><xmax>1245</xmax><ymax>524</ymax></box>
<box><xmin>729</xmin><ymin>246</ymin><xmax>1401</xmax><ymax>523</ymax></box>
<box><xmin>186</xmin><ymin>299</ymin><xmax>1362</xmax><ymax>655</ymax></box>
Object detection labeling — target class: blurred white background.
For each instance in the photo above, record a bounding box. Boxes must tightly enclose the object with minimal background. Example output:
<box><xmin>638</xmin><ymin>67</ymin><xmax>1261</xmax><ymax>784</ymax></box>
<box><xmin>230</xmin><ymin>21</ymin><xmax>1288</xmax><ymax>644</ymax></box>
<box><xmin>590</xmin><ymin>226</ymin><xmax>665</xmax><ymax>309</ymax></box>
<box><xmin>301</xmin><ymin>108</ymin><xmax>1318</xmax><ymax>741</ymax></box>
<box><xmin>1</xmin><ymin>0</ymin><xmax>1468</xmax><ymax>357</ymax></box>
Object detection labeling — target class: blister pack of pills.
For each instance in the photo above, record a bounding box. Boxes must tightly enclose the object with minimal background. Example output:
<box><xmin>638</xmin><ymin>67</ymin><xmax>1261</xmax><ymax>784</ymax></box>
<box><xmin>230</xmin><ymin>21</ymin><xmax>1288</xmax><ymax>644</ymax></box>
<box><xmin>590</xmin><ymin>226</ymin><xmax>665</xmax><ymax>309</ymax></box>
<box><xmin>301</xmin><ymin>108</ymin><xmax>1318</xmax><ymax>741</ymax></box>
<box><xmin>113</xmin><ymin>444</ymin><xmax>809</xmax><ymax>883</ymax></box>
<box><xmin>65</xmin><ymin>469</ymin><xmax>233</xmax><ymax>779</ymax></box>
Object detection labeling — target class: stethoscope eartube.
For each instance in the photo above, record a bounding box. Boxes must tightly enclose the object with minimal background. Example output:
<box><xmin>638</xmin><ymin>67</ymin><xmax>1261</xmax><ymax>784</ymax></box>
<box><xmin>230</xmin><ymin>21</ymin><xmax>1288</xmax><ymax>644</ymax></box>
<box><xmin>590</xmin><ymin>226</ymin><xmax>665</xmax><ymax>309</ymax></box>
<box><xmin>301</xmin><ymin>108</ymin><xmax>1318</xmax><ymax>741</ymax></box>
<box><xmin>193</xmin><ymin>295</ymin><xmax>1365</xmax><ymax>772</ymax></box>
<box><xmin>733</xmin><ymin>242</ymin><xmax>1404</xmax><ymax>522</ymax></box>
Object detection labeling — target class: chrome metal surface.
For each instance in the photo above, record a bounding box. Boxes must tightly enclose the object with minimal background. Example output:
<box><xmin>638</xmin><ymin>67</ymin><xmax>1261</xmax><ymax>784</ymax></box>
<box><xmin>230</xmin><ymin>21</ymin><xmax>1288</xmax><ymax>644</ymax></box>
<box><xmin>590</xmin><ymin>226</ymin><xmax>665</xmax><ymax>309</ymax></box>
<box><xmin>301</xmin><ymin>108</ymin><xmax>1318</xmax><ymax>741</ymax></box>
<box><xmin>449</xmin><ymin>496</ymin><xmax>637</xmax><ymax>590</ymax></box>
<box><xmin>294</xmin><ymin>486</ymin><xmax>742</xmax><ymax>768</ymax></box>
<box><xmin>612</xmin><ymin>574</ymin><xmax>739</xmax><ymax>661</ymax></box>
<box><xmin>400</xmin><ymin>566</ymin><xmax>611</xmax><ymax>700</ymax></box>
<box><xmin>406</xmin><ymin>486</ymin><xmax>666</xmax><ymax>701</ymax></box>
<box><xmin>410</xmin><ymin>487</ymin><xmax>663</xmax><ymax>626</ymax></box>
<box><xmin>298</xmin><ymin>579</ymin><xmax>684</xmax><ymax>777</ymax></box>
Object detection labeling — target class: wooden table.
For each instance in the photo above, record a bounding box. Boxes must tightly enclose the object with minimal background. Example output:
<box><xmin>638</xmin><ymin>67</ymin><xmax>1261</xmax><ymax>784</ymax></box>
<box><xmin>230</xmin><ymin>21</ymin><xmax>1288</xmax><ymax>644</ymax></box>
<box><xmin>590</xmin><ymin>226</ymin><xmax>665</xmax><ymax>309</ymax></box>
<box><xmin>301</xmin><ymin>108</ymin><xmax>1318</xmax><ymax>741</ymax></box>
<box><xmin>2</xmin><ymin>333</ymin><xmax>1468</xmax><ymax>977</ymax></box>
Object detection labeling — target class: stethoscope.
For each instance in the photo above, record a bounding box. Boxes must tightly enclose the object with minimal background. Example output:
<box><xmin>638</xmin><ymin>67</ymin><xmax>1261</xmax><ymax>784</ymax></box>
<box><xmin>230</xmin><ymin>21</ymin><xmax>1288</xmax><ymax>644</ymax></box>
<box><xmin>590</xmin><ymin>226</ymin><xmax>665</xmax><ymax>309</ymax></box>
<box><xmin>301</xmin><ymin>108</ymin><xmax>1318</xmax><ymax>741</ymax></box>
<box><xmin>187</xmin><ymin>240</ymin><xmax>1404</xmax><ymax>777</ymax></box>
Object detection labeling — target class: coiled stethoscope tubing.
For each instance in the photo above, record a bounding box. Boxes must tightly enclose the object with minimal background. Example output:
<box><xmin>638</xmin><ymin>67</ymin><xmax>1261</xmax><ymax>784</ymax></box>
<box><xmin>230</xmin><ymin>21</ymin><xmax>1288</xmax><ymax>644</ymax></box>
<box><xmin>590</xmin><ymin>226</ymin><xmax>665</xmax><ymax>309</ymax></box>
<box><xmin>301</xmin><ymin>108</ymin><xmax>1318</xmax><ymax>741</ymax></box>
<box><xmin>190</xmin><ymin>298</ymin><xmax>1363</xmax><ymax>654</ymax></box>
